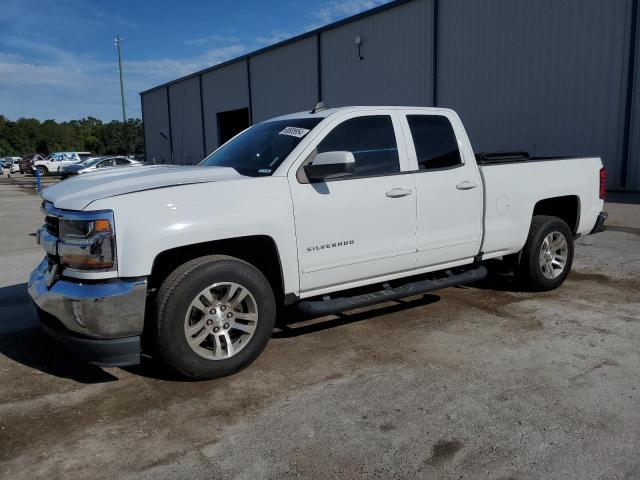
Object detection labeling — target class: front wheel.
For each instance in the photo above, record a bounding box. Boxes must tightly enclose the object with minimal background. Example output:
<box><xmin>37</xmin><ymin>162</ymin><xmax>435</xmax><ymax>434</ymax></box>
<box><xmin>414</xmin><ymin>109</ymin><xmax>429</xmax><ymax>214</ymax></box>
<box><xmin>516</xmin><ymin>215</ymin><xmax>574</xmax><ymax>291</ymax></box>
<box><xmin>153</xmin><ymin>255</ymin><xmax>276</xmax><ymax>379</ymax></box>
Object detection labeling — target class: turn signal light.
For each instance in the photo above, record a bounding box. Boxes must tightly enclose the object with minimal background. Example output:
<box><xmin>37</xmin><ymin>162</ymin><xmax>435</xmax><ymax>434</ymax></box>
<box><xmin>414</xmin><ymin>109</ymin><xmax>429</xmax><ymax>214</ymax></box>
<box><xmin>60</xmin><ymin>254</ymin><xmax>113</xmax><ymax>269</ymax></box>
<box><xmin>93</xmin><ymin>219</ymin><xmax>112</xmax><ymax>232</ymax></box>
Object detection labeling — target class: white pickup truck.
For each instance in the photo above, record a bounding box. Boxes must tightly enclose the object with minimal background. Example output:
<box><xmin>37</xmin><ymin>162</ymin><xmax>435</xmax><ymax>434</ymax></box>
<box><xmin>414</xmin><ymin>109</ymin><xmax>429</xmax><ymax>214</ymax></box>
<box><xmin>28</xmin><ymin>106</ymin><xmax>607</xmax><ymax>378</ymax></box>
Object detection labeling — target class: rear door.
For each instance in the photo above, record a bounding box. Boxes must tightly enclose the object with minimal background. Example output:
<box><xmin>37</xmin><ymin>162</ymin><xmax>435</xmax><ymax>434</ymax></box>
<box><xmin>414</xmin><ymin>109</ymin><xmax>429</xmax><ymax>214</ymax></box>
<box><xmin>289</xmin><ymin>110</ymin><xmax>417</xmax><ymax>294</ymax></box>
<box><xmin>399</xmin><ymin>111</ymin><xmax>483</xmax><ymax>268</ymax></box>
<box><xmin>97</xmin><ymin>159</ymin><xmax>114</xmax><ymax>169</ymax></box>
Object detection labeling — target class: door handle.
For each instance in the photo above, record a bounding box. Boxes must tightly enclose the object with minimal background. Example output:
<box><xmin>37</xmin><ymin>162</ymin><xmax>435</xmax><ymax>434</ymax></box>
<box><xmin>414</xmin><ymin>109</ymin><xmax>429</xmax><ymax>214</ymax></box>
<box><xmin>456</xmin><ymin>181</ymin><xmax>478</xmax><ymax>190</ymax></box>
<box><xmin>386</xmin><ymin>188</ymin><xmax>413</xmax><ymax>198</ymax></box>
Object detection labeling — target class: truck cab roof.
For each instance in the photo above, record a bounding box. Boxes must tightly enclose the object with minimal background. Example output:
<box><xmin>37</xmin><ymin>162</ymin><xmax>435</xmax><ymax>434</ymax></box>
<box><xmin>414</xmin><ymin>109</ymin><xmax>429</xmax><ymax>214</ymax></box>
<box><xmin>268</xmin><ymin>105</ymin><xmax>456</xmax><ymax>122</ymax></box>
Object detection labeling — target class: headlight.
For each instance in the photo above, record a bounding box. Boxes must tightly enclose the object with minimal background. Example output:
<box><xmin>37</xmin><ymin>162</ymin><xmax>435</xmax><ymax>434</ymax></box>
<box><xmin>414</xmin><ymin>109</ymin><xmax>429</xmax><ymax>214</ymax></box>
<box><xmin>60</xmin><ymin>218</ymin><xmax>111</xmax><ymax>241</ymax></box>
<box><xmin>39</xmin><ymin>202</ymin><xmax>117</xmax><ymax>273</ymax></box>
<box><xmin>57</xmin><ymin>215</ymin><xmax>116</xmax><ymax>271</ymax></box>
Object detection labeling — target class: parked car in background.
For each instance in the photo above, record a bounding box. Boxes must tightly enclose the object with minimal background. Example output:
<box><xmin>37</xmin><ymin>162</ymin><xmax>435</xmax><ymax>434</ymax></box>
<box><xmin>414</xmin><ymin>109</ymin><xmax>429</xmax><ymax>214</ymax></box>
<box><xmin>33</xmin><ymin>152</ymin><xmax>93</xmax><ymax>176</ymax></box>
<box><xmin>2</xmin><ymin>157</ymin><xmax>21</xmax><ymax>168</ymax></box>
<box><xmin>9</xmin><ymin>158</ymin><xmax>21</xmax><ymax>174</ymax></box>
<box><xmin>20</xmin><ymin>155</ymin><xmax>33</xmax><ymax>174</ymax></box>
<box><xmin>60</xmin><ymin>156</ymin><xmax>144</xmax><ymax>179</ymax></box>
<box><xmin>19</xmin><ymin>154</ymin><xmax>44</xmax><ymax>174</ymax></box>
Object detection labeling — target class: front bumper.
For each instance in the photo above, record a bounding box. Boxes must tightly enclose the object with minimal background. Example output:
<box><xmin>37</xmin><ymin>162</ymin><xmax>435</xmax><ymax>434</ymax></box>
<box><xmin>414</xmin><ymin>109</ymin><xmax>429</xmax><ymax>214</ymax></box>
<box><xmin>590</xmin><ymin>211</ymin><xmax>608</xmax><ymax>234</ymax></box>
<box><xmin>35</xmin><ymin>306</ymin><xmax>142</xmax><ymax>367</ymax></box>
<box><xmin>28</xmin><ymin>258</ymin><xmax>147</xmax><ymax>366</ymax></box>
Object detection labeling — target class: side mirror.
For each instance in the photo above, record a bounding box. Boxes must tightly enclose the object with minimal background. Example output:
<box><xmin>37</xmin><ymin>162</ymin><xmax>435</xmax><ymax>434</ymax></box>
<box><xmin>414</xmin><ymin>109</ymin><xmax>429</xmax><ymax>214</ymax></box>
<box><xmin>304</xmin><ymin>151</ymin><xmax>356</xmax><ymax>181</ymax></box>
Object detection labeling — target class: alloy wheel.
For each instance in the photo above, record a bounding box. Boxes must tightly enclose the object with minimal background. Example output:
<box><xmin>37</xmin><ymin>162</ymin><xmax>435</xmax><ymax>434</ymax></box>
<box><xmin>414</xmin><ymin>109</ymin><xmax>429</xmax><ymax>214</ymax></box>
<box><xmin>183</xmin><ymin>282</ymin><xmax>258</xmax><ymax>360</ymax></box>
<box><xmin>538</xmin><ymin>231</ymin><xmax>568</xmax><ymax>279</ymax></box>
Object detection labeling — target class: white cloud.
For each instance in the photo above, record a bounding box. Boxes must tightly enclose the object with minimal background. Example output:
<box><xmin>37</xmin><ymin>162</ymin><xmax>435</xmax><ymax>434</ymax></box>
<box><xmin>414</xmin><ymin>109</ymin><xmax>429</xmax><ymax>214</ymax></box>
<box><xmin>0</xmin><ymin>59</ymin><xmax>88</xmax><ymax>87</ymax></box>
<box><xmin>184</xmin><ymin>34</ymin><xmax>240</xmax><ymax>46</ymax></box>
<box><xmin>308</xmin><ymin>0</ymin><xmax>389</xmax><ymax>28</ymax></box>
<box><xmin>126</xmin><ymin>45</ymin><xmax>251</xmax><ymax>86</ymax></box>
<box><xmin>255</xmin><ymin>30</ymin><xmax>294</xmax><ymax>47</ymax></box>
<box><xmin>0</xmin><ymin>40</ymin><xmax>253</xmax><ymax>121</ymax></box>
<box><xmin>0</xmin><ymin>0</ymin><xmax>393</xmax><ymax>121</ymax></box>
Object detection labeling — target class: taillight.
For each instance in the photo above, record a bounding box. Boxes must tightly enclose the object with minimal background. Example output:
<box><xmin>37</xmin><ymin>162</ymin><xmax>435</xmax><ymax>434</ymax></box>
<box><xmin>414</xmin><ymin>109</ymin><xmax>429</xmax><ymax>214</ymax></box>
<box><xmin>599</xmin><ymin>167</ymin><xmax>607</xmax><ymax>200</ymax></box>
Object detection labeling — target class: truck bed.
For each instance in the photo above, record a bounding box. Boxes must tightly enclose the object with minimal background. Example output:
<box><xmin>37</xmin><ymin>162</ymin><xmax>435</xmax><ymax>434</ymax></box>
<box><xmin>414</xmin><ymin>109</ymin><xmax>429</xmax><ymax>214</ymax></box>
<box><xmin>475</xmin><ymin>151</ymin><xmax>596</xmax><ymax>166</ymax></box>
<box><xmin>478</xmin><ymin>155</ymin><xmax>604</xmax><ymax>259</ymax></box>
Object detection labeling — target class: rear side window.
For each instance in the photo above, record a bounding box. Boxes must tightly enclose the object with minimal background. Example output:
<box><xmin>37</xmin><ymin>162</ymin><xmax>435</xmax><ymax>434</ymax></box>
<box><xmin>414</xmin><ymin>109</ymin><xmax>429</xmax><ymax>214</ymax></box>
<box><xmin>407</xmin><ymin>115</ymin><xmax>462</xmax><ymax>170</ymax></box>
<box><xmin>115</xmin><ymin>158</ymin><xmax>130</xmax><ymax>165</ymax></box>
<box><xmin>98</xmin><ymin>159</ymin><xmax>113</xmax><ymax>168</ymax></box>
<box><xmin>317</xmin><ymin>115</ymin><xmax>400</xmax><ymax>178</ymax></box>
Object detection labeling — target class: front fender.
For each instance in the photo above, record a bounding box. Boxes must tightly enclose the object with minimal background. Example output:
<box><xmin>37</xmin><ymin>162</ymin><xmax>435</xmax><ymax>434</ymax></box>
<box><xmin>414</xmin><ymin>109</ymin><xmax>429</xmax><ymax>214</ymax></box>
<box><xmin>86</xmin><ymin>177</ymin><xmax>300</xmax><ymax>294</ymax></box>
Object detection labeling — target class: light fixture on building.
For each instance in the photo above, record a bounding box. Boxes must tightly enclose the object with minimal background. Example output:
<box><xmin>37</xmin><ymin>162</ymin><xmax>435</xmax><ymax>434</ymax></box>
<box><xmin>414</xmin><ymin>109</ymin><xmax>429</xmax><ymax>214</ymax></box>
<box><xmin>355</xmin><ymin>36</ymin><xmax>364</xmax><ymax>60</ymax></box>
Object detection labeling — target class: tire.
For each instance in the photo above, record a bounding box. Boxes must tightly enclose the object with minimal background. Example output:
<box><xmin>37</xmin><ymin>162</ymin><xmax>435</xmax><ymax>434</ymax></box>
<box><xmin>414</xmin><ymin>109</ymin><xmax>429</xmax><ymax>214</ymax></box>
<box><xmin>516</xmin><ymin>215</ymin><xmax>574</xmax><ymax>291</ymax></box>
<box><xmin>36</xmin><ymin>166</ymin><xmax>47</xmax><ymax>176</ymax></box>
<box><xmin>153</xmin><ymin>255</ymin><xmax>276</xmax><ymax>379</ymax></box>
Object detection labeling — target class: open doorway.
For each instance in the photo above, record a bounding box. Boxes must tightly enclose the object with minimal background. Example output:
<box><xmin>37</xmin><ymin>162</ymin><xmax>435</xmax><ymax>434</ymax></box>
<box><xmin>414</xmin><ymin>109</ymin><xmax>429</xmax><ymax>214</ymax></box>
<box><xmin>217</xmin><ymin>108</ymin><xmax>250</xmax><ymax>146</ymax></box>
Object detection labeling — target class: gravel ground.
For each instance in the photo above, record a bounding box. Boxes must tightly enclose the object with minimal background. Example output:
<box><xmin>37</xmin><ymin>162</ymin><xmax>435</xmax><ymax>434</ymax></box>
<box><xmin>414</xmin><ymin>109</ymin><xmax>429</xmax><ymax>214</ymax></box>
<box><xmin>0</xmin><ymin>176</ymin><xmax>638</xmax><ymax>480</ymax></box>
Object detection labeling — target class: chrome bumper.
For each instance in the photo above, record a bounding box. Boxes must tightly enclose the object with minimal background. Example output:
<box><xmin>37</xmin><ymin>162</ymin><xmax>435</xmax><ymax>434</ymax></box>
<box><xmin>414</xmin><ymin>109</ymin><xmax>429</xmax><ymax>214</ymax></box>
<box><xmin>28</xmin><ymin>258</ymin><xmax>147</xmax><ymax>339</ymax></box>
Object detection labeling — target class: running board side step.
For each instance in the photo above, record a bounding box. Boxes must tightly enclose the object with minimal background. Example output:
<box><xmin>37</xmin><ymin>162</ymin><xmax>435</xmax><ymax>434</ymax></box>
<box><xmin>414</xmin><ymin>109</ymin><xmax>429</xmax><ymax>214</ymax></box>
<box><xmin>296</xmin><ymin>265</ymin><xmax>487</xmax><ymax>317</ymax></box>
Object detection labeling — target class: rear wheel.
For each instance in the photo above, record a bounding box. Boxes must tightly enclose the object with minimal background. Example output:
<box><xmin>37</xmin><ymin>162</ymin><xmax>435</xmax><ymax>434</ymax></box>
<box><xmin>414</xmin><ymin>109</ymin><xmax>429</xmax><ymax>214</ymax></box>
<box><xmin>153</xmin><ymin>255</ymin><xmax>276</xmax><ymax>379</ymax></box>
<box><xmin>36</xmin><ymin>166</ymin><xmax>47</xmax><ymax>176</ymax></box>
<box><xmin>516</xmin><ymin>215</ymin><xmax>574</xmax><ymax>291</ymax></box>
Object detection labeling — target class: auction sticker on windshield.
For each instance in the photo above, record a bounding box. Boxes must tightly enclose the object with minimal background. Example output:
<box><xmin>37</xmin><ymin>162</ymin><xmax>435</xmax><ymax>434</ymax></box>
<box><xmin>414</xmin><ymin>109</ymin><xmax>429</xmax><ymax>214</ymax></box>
<box><xmin>279</xmin><ymin>126</ymin><xmax>310</xmax><ymax>138</ymax></box>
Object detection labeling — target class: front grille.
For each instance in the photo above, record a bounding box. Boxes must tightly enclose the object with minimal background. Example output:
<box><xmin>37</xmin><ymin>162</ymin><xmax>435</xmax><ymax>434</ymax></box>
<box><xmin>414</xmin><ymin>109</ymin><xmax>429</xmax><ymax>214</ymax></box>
<box><xmin>45</xmin><ymin>216</ymin><xmax>59</xmax><ymax>237</ymax></box>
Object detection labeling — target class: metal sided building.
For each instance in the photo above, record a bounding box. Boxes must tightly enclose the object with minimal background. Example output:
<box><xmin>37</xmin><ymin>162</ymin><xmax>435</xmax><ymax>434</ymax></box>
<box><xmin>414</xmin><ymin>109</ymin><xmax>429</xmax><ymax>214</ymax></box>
<box><xmin>140</xmin><ymin>0</ymin><xmax>640</xmax><ymax>191</ymax></box>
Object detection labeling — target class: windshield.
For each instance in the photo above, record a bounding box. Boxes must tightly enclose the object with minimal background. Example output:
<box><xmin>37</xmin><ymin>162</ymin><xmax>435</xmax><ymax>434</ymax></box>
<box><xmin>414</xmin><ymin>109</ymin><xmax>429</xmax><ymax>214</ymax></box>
<box><xmin>200</xmin><ymin>118</ymin><xmax>322</xmax><ymax>176</ymax></box>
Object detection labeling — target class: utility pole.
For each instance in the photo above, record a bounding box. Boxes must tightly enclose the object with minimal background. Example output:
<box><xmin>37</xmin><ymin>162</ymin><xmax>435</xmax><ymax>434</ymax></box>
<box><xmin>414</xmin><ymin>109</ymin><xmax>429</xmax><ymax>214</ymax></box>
<box><xmin>114</xmin><ymin>34</ymin><xmax>128</xmax><ymax>154</ymax></box>
<box><xmin>114</xmin><ymin>34</ymin><xmax>127</xmax><ymax>124</ymax></box>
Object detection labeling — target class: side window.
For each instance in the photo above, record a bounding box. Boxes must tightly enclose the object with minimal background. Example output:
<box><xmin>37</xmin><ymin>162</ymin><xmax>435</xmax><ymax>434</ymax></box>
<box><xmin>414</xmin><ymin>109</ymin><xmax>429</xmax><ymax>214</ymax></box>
<box><xmin>406</xmin><ymin>115</ymin><xmax>462</xmax><ymax>170</ymax></box>
<box><xmin>316</xmin><ymin>115</ymin><xmax>400</xmax><ymax>178</ymax></box>
<box><xmin>98</xmin><ymin>159</ymin><xmax>113</xmax><ymax>168</ymax></box>
<box><xmin>115</xmin><ymin>158</ymin><xmax>130</xmax><ymax>165</ymax></box>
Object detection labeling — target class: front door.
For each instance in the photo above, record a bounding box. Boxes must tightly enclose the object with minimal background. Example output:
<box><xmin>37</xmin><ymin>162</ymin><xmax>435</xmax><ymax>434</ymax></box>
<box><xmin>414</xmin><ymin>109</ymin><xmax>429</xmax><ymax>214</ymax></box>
<box><xmin>289</xmin><ymin>111</ymin><xmax>417</xmax><ymax>295</ymax></box>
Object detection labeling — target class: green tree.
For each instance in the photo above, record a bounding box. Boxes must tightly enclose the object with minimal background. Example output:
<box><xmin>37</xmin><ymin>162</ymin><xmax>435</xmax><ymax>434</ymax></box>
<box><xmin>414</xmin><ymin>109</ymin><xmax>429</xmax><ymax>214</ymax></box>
<box><xmin>0</xmin><ymin>116</ymin><xmax>144</xmax><ymax>157</ymax></box>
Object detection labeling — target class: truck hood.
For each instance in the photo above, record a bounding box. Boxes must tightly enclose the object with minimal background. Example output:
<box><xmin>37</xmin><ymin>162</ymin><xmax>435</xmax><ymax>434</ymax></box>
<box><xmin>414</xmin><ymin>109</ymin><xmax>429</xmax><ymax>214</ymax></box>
<box><xmin>42</xmin><ymin>165</ymin><xmax>245</xmax><ymax>210</ymax></box>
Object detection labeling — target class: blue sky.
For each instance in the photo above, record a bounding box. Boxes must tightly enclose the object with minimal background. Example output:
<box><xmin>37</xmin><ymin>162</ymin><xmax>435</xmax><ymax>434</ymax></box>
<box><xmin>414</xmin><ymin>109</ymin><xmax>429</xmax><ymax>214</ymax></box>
<box><xmin>0</xmin><ymin>0</ymin><xmax>389</xmax><ymax>122</ymax></box>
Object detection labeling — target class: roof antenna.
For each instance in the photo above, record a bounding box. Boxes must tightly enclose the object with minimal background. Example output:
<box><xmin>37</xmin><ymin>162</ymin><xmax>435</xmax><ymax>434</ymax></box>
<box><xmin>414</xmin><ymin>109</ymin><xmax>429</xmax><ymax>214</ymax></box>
<box><xmin>311</xmin><ymin>101</ymin><xmax>327</xmax><ymax>114</ymax></box>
